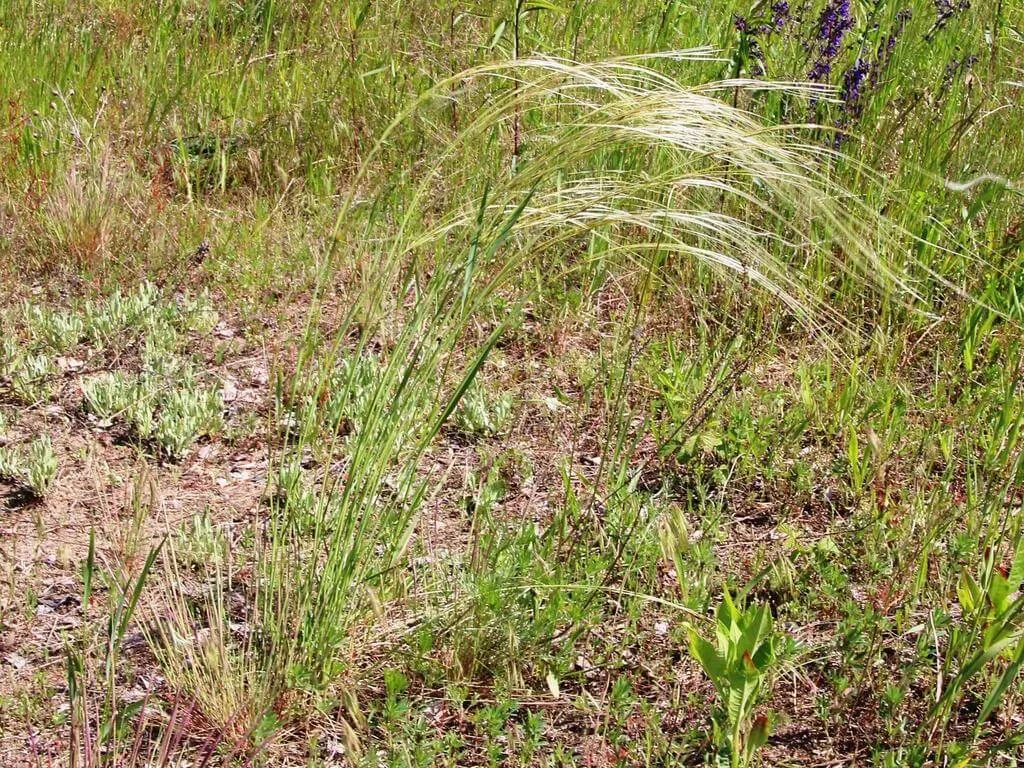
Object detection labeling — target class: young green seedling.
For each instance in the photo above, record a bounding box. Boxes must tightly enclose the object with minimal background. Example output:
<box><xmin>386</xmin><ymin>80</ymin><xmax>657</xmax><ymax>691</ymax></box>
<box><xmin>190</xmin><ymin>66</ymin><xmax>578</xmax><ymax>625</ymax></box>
<box><xmin>687</xmin><ymin>588</ymin><xmax>777</xmax><ymax>768</ymax></box>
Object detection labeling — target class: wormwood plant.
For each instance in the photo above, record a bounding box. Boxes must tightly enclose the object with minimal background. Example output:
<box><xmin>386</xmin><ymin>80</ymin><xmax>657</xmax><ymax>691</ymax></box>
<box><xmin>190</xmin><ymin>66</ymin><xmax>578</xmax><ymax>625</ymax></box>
<box><xmin>153</xmin><ymin>385</ymin><xmax>223</xmax><ymax>459</ymax></box>
<box><xmin>174</xmin><ymin>512</ymin><xmax>230</xmax><ymax>569</ymax></box>
<box><xmin>0</xmin><ymin>444</ymin><xmax>19</xmax><ymax>481</ymax></box>
<box><xmin>82</xmin><ymin>372</ymin><xmax>137</xmax><ymax>422</ymax></box>
<box><xmin>71</xmin><ymin>288</ymin><xmax>224</xmax><ymax>458</ymax></box>
<box><xmin>687</xmin><ymin>589</ymin><xmax>777</xmax><ymax>768</ymax></box>
<box><xmin>3</xmin><ymin>285</ymin><xmax>222</xmax><ymax>466</ymax></box>
<box><xmin>0</xmin><ymin>435</ymin><xmax>58</xmax><ymax>497</ymax></box>
<box><xmin>0</xmin><ymin>335</ymin><xmax>15</xmax><ymax>371</ymax></box>
<box><xmin>277</xmin><ymin>353</ymin><xmax>389</xmax><ymax>449</ymax></box>
<box><xmin>82</xmin><ymin>366</ymin><xmax>222</xmax><ymax>459</ymax></box>
<box><xmin>453</xmin><ymin>381</ymin><xmax>514</xmax><ymax>437</ymax></box>
<box><xmin>23</xmin><ymin>302</ymin><xmax>85</xmax><ymax>351</ymax></box>
<box><xmin>25</xmin><ymin>434</ymin><xmax>58</xmax><ymax>497</ymax></box>
<box><xmin>8</xmin><ymin>352</ymin><xmax>55</xmax><ymax>404</ymax></box>
<box><xmin>175</xmin><ymin>289</ymin><xmax>219</xmax><ymax>335</ymax></box>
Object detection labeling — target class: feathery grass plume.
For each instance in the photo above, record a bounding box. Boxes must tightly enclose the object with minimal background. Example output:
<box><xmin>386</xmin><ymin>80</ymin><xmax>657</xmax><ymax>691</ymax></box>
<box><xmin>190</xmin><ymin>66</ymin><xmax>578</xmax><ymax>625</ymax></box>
<box><xmin>148</xmin><ymin>52</ymin><xmax>929</xmax><ymax>737</ymax></box>
<box><xmin>375</xmin><ymin>55</ymin><xmax>924</xmax><ymax>338</ymax></box>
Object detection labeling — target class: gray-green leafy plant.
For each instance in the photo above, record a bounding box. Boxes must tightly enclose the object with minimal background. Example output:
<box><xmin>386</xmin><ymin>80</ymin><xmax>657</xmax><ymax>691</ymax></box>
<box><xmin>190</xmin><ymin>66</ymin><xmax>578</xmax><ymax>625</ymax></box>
<box><xmin>83</xmin><ymin>293</ymin><xmax>130</xmax><ymax>343</ymax></box>
<box><xmin>0</xmin><ymin>444</ymin><xmax>19</xmax><ymax>482</ymax></box>
<box><xmin>453</xmin><ymin>382</ymin><xmax>514</xmax><ymax>437</ymax></box>
<box><xmin>10</xmin><ymin>352</ymin><xmax>55</xmax><ymax>404</ymax></box>
<box><xmin>174</xmin><ymin>512</ymin><xmax>230</xmax><ymax>572</ymax></box>
<box><xmin>82</xmin><ymin>372</ymin><xmax>137</xmax><ymax>422</ymax></box>
<box><xmin>141</xmin><ymin>323</ymin><xmax>181</xmax><ymax>373</ymax></box>
<box><xmin>271</xmin><ymin>457</ymin><xmax>318</xmax><ymax>532</ymax></box>
<box><xmin>284</xmin><ymin>354</ymin><xmax>386</xmax><ymax>447</ymax></box>
<box><xmin>129</xmin><ymin>397</ymin><xmax>156</xmax><ymax>440</ymax></box>
<box><xmin>153</xmin><ymin>385</ymin><xmax>223</xmax><ymax>459</ymax></box>
<box><xmin>23</xmin><ymin>302</ymin><xmax>85</xmax><ymax>351</ymax></box>
<box><xmin>82</xmin><ymin>281</ymin><xmax>161</xmax><ymax>345</ymax></box>
<box><xmin>1</xmin><ymin>435</ymin><xmax>60</xmax><ymax>497</ymax></box>
<box><xmin>176</xmin><ymin>289</ymin><xmax>219</xmax><ymax>335</ymax></box>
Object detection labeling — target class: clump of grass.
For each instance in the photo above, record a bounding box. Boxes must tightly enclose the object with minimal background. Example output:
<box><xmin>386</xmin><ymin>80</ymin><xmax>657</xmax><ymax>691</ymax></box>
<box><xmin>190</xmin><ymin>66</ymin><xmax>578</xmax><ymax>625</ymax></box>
<box><xmin>65</xmin><ymin>512</ymin><xmax>255</xmax><ymax>768</ymax></box>
<box><xmin>144</xmin><ymin>53</ymin><xmax>935</xmax><ymax>750</ymax></box>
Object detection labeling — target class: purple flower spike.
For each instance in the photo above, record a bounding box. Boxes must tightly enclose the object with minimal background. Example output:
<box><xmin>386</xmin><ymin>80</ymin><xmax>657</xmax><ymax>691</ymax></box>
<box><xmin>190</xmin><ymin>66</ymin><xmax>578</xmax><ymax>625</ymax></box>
<box><xmin>841</xmin><ymin>58</ymin><xmax>871</xmax><ymax>116</ymax></box>
<box><xmin>928</xmin><ymin>0</ymin><xmax>970</xmax><ymax>40</ymax></box>
<box><xmin>808</xmin><ymin>0</ymin><xmax>854</xmax><ymax>82</ymax></box>
<box><xmin>771</xmin><ymin>1</ymin><xmax>790</xmax><ymax>30</ymax></box>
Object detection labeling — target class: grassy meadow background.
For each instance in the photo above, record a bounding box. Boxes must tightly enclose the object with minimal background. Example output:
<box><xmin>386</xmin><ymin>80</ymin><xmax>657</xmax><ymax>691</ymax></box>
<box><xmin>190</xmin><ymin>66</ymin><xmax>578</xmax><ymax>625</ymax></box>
<box><xmin>1</xmin><ymin>0</ymin><xmax>1024</xmax><ymax>765</ymax></box>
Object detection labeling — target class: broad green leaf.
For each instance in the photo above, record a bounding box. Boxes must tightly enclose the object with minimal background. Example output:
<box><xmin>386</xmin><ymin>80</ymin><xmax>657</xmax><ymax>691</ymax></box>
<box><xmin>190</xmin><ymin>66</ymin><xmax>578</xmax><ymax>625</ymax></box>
<box><xmin>116</xmin><ymin>538</ymin><xmax>164</xmax><ymax>643</ymax></box>
<box><xmin>727</xmin><ymin>687</ymin><xmax>746</xmax><ymax>734</ymax></box>
<box><xmin>978</xmin><ymin>636</ymin><xmax>1024</xmax><ymax>723</ymax></box>
<box><xmin>689</xmin><ymin>630</ymin><xmax>727</xmax><ymax>696</ymax></box>
<box><xmin>989</xmin><ymin>570</ymin><xmax>1011</xmax><ymax>615</ymax></box>
<box><xmin>1009</xmin><ymin>540</ymin><xmax>1024</xmax><ymax>594</ymax></box>
<box><xmin>752</xmin><ymin>639</ymin><xmax>775</xmax><ymax>671</ymax></box>
<box><xmin>748</xmin><ymin>714</ymin><xmax>770</xmax><ymax>751</ymax></box>
<box><xmin>957</xmin><ymin>568</ymin><xmax>981</xmax><ymax>614</ymax></box>
<box><xmin>721</xmin><ymin>586</ymin><xmax>739</xmax><ymax>625</ymax></box>
<box><xmin>524</xmin><ymin>0</ymin><xmax>567</xmax><ymax>13</ymax></box>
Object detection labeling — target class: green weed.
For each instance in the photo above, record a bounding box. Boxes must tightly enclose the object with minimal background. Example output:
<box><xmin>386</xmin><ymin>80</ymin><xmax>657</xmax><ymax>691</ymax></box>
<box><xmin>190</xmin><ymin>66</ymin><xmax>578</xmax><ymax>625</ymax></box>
<box><xmin>687</xmin><ymin>590</ymin><xmax>779</xmax><ymax>768</ymax></box>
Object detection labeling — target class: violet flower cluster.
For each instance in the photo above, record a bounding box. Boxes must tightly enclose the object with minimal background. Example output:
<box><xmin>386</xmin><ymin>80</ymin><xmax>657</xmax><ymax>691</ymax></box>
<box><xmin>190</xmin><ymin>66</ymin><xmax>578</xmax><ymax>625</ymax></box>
<box><xmin>928</xmin><ymin>0</ymin><xmax>970</xmax><ymax>41</ymax></box>
<box><xmin>840</xmin><ymin>58</ymin><xmax>871</xmax><ymax>115</ymax></box>
<box><xmin>771</xmin><ymin>2</ymin><xmax>790</xmax><ymax>30</ymax></box>
<box><xmin>732</xmin><ymin>2</ymin><xmax>790</xmax><ymax>77</ymax></box>
<box><xmin>828</xmin><ymin>7</ymin><xmax>913</xmax><ymax>144</ymax></box>
<box><xmin>939</xmin><ymin>53</ymin><xmax>979</xmax><ymax>95</ymax></box>
<box><xmin>808</xmin><ymin>0</ymin><xmax>854</xmax><ymax>82</ymax></box>
<box><xmin>840</xmin><ymin>8</ymin><xmax>912</xmax><ymax>117</ymax></box>
<box><xmin>839</xmin><ymin>6</ymin><xmax>913</xmax><ymax>112</ymax></box>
